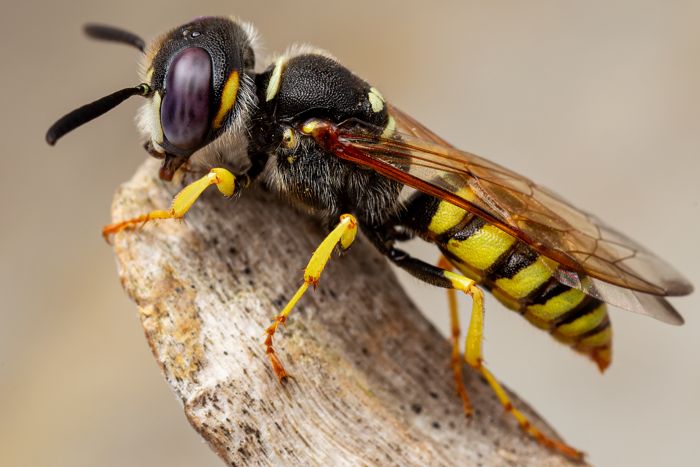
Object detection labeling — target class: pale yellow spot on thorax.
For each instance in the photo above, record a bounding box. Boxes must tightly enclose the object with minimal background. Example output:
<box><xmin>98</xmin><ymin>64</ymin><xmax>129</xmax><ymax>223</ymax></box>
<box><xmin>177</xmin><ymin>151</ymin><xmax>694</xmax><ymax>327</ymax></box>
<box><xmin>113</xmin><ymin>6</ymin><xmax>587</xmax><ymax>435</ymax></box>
<box><xmin>381</xmin><ymin>115</ymin><xmax>396</xmax><ymax>138</ymax></box>
<box><xmin>266</xmin><ymin>57</ymin><xmax>288</xmax><ymax>102</ymax></box>
<box><xmin>368</xmin><ymin>87</ymin><xmax>385</xmax><ymax>112</ymax></box>
<box><xmin>282</xmin><ymin>127</ymin><xmax>297</xmax><ymax>149</ymax></box>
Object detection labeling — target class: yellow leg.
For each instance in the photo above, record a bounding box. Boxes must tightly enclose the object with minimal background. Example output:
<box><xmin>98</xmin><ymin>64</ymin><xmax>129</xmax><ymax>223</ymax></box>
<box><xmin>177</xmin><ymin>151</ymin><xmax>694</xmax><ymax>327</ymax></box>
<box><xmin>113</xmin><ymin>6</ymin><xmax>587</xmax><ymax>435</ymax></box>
<box><xmin>443</xmin><ymin>270</ymin><xmax>585</xmax><ymax>460</ymax></box>
<box><xmin>102</xmin><ymin>168</ymin><xmax>236</xmax><ymax>241</ymax></box>
<box><xmin>264</xmin><ymin>214</ymin><xmax>358</xmax><ymax>382</ymax></box>
<box><xmin>437</xmin><ymin>257</ymin><xmax>473</xmax><ymax>417</ymax></box>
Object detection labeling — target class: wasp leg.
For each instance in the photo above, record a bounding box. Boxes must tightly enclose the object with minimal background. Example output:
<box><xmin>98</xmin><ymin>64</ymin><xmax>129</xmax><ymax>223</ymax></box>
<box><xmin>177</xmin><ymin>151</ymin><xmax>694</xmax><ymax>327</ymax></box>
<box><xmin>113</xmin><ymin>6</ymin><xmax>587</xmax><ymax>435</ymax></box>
<box><xmin>436</xmin><ymin>256</ymin><xmax>473</xmax><ymax>417</ymax></box>
<box><xmin>367</xmin><ymin>237</ymin><xmax>584</xmax><ymax>460</ymax></box>
<box><xmin>102</xmin><ymin>168</ymin><xmax>236</xmax><ymax>242</ymax></box>
<box><xmin>443</xmin><ymin>269</ymin><xmax>585</xmax><ymax>460</ymax></box>
<box><xmin>264</xmin><ymin>214</ymin><xmax>358</xmax><ymax>382</ymax></box>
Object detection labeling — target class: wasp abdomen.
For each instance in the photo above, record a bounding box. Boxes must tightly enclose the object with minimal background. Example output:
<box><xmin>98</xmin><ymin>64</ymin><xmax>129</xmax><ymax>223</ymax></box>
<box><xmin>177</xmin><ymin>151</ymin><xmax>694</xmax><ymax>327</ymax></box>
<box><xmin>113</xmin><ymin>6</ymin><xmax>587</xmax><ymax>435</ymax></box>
<box><xmin>406</xmin><ymin>192</ymin><xmax>613</xmax><ymax>371</ymax></box>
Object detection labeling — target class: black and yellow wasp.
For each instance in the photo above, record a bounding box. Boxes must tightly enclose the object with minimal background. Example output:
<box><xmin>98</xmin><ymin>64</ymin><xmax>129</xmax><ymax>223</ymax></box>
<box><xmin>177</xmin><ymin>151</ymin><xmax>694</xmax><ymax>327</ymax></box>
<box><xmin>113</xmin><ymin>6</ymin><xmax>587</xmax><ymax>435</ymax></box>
<box><xmin>46</xmin><ymin>17</ymin><xmax>692</xmax><ymax>459</ymax></box>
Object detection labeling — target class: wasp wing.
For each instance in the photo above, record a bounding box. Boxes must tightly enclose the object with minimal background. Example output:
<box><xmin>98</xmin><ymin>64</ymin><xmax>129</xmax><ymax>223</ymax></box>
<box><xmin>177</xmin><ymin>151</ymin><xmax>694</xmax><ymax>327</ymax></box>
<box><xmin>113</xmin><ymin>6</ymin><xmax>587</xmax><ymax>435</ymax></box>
<box><xmin>313</xmin><ymin>106</ymin><xmax>692</xmax><ymax>324</ymax></box>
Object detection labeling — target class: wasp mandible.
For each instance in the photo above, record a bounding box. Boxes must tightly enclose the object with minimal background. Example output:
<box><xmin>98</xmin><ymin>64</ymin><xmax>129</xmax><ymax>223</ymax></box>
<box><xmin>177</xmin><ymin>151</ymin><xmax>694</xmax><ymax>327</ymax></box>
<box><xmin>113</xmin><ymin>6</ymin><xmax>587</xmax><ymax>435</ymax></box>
<box><xmin>46</xmin><ymin>17</ymin><xmax>693</xmax><ymax>460</ymax></box>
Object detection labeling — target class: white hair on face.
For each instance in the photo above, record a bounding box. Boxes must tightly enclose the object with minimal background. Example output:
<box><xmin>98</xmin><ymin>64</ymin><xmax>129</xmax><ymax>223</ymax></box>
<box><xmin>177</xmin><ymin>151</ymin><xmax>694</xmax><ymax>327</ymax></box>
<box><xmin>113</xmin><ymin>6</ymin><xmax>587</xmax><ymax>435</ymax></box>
<box><xmin>237</xmin><ymin>18</ymin><xmax>263</xmax><ymax>66</ymax></box>
<box><xmin>189</xmin><ymin>71</ymin><xmax>258</xmax><ymax>173</ymax></box>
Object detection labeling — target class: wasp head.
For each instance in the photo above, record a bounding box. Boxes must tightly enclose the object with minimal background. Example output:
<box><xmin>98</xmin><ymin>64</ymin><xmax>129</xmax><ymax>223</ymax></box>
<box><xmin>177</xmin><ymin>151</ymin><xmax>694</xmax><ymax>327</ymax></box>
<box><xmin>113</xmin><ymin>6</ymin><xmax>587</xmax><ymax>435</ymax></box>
<box><xmin>46</xmin><ymin>17</ymin><xmax>259</xmax><ymax>181</ymax></box>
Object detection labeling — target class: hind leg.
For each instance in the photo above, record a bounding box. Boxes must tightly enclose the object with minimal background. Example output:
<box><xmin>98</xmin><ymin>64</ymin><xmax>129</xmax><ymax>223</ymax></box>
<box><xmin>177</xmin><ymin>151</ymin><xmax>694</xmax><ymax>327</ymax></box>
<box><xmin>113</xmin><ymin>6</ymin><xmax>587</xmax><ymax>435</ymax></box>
<box><xmin>437</xmin><ymin>256</ymin><xmax>473</xmax><ymax>416</ymax></box>
<box><xmin>369</xmin><ymin>237</ymin><xmax>584</xmax><ymax>460</ymax></box>
<box><xmin>444</xmin><ymin>269</ymin><xmax>585</xmax><ymax>460</ymax></box>
<box><xmin>264</xmin><ymin>214</ymin><xmax>358</xmax><ymax>381</ymax></box>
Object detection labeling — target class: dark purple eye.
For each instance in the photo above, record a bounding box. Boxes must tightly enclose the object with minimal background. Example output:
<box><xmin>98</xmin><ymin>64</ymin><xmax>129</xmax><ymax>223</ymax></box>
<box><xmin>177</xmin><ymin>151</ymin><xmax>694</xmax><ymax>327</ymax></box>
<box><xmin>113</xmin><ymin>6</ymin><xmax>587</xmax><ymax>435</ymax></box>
<box><xmin>161</xmin><ymin>47</ymin><xmax>212</xmax><ymax>150</ymax></box>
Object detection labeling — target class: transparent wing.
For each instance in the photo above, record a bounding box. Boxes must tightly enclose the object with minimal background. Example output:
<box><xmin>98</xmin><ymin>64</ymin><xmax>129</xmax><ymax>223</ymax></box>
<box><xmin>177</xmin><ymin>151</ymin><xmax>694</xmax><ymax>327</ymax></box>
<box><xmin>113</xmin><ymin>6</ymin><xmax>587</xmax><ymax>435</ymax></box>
<box><xmin>303</xmin><ymin>107</ymin><xmax>692</xmax><ymax>324</ymax></box>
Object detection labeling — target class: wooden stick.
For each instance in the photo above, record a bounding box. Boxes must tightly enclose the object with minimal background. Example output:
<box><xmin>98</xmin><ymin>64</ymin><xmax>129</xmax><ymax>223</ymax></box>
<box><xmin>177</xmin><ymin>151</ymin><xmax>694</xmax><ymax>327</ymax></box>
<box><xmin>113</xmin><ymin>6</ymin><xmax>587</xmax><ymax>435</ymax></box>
<box><xmin>110</xmin><ymin>159</ymin><xmax>583</xmax><ymax>466</ymax></box>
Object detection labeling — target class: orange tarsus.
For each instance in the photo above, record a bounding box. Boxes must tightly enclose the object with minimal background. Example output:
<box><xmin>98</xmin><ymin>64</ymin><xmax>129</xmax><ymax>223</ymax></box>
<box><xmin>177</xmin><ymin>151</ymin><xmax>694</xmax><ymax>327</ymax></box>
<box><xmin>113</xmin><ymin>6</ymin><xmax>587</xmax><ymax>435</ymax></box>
<box><xmin>102</xmin><ymin>214</ymin><xmax>150</xmax><ymax>242</ymax></box>
<box><xmin>264</xmin><ymin>301</ymin><xmax>305</xmax><ymax>383</ymax></box>
<box><xmin>502</xmin><ymin>399</ymin><xmax>585</xmax><ymax>460</ymax></box>
<box><xmin>437</xmin><ymin>255</ymin><xmax>583</xmax><ymax>460</ymax></box>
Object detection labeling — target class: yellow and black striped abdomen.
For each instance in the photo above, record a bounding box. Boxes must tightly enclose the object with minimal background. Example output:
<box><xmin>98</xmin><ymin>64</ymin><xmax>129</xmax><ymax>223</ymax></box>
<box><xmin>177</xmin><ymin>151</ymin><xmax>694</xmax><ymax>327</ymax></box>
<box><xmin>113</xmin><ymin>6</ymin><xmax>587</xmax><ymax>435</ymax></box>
<box><xmin>416</xmin><ymin>194</ymin><xmax>612</xmax><ymax>371</ymax></box>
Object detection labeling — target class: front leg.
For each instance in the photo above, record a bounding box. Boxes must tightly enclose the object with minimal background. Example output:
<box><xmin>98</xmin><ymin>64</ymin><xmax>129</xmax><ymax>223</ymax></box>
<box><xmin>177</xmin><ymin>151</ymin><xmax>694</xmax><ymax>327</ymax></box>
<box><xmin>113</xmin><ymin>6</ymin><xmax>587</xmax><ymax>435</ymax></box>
<box><xmin>102</xmin><ymin>168</ymin><xmax>236</xmax><ymax>241</ymax></box>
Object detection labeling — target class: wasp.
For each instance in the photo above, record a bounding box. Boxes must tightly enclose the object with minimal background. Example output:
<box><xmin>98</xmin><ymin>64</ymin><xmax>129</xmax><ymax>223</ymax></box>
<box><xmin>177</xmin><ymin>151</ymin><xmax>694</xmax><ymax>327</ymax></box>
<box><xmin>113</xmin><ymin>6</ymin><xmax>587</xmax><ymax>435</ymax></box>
<box><xmin>46</xmin><ymin>17</ymin><xmax>693</xmax><ymax>460</ymax></box>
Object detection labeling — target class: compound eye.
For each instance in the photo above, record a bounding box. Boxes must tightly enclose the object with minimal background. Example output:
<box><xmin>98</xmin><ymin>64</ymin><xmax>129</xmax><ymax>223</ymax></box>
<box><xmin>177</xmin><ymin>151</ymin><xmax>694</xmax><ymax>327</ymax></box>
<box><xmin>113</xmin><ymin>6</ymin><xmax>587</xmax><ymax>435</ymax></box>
<box><xmin>161</xmin><ymin>47</ymin><xmax>212</xmax><ymax>150</ymax></box>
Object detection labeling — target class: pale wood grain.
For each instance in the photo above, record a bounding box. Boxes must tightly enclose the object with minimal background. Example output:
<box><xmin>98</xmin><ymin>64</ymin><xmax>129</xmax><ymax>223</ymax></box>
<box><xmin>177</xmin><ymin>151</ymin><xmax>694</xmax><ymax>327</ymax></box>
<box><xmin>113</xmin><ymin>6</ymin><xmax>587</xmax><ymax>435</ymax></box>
<box><xmin>110</xmin><ymin>159</ymin><xmax>582</xmax><ymax>466</ymax></box>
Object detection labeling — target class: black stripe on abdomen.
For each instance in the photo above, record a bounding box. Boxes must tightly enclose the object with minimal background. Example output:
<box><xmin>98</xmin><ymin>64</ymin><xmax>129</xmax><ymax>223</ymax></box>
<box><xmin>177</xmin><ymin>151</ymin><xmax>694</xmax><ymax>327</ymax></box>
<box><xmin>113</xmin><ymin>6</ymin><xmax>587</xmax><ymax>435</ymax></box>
<box><xmin>486</xmin><ymin>242</ymin><xmax>539</xmax><ymax>282</ymax></box>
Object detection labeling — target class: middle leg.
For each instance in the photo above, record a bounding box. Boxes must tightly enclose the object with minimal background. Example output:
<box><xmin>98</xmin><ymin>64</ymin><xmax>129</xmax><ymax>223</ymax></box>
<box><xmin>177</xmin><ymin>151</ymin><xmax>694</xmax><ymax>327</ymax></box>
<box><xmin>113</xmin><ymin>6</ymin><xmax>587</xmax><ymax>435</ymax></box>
<box><xmin>264</xmin><ymin>214</ymin><xmax>358</xmax><ymax>381</ymax></box>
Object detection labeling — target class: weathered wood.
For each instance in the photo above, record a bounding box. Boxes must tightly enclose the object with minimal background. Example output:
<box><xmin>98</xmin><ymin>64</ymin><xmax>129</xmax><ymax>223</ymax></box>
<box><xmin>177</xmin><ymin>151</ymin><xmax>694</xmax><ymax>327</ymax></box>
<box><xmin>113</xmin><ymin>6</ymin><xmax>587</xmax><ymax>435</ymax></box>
<box><xmin>110</xmin><ymin>159</ymin><xmax>582</xmax><ymax>466</ymax></box>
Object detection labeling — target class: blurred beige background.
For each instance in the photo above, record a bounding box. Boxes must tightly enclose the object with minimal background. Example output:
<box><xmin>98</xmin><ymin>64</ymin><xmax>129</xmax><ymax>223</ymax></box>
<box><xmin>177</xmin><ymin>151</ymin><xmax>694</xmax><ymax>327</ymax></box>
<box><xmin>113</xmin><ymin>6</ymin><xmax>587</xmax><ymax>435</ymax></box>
<box><xmin>1</xmin><ymin>1</ymin><xmax>698</xmax><ymax>466</ymax></box>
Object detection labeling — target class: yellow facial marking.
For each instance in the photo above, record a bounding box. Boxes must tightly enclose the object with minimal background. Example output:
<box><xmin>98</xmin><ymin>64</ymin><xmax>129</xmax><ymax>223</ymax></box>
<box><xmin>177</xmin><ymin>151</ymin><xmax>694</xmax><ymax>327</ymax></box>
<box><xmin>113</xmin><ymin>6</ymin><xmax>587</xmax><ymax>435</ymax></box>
<box><xmin>213</xmin><ymin>71</ymin><xmax>240</xmax><ymax>129</ymax></box>
<box><xmin>494</xmin><ymin>256</ymin><xmax>557</xmax><ymax>299</ymax></box>
<box><xmin>152</xmin><ymin>91</ymin><xmax>164</xmax><ymax>144</ymax></box>
<box><xmin>368</xmin><ymin>87</ymin><xmax>385</xmax><ymax>112</ymax></box>
<box><xmin>527</xmin><ymin>288</ymin><xmax>586</xmax><ymax>321</ymax></box>
<box><xmin>145</xmin><ymin>67</ymin><xmax>154</xmax><ymax>84</ymax></box>
<box><xmin>447</xmin><ymin>224</ymin><xmax>516</xmax><ymax>271</ymax></box>
<box><xmin>266</xmin><ymin>57</ymin><xmax>287</xmax><ymax>102</ymax></box>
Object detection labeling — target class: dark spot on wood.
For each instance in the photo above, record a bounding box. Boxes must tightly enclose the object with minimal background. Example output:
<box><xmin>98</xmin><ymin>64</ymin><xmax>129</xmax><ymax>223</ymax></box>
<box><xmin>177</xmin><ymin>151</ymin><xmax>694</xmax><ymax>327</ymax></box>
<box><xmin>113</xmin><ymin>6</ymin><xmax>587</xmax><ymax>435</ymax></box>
<box><xmin>410</xmin><ymin>403</ymin><xmax>422</xmax><ymax>414</ymax></box>
<box><xmin>237</xmin><ymin>446</ymin><xmax>250</xmax><ymax>459</ymax></box>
